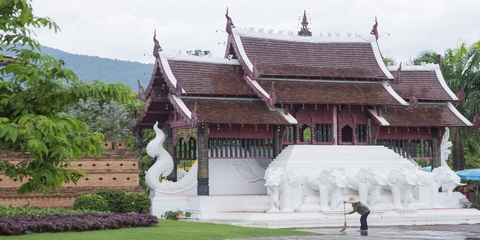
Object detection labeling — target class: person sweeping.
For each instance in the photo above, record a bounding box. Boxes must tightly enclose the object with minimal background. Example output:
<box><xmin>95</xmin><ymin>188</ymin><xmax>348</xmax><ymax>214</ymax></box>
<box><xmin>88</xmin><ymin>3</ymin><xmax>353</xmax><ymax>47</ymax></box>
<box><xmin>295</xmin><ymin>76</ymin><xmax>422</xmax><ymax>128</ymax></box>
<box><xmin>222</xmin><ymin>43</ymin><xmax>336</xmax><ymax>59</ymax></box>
<box><xmin>344</xmin><ymin>197</ymin><xmax>370</xmax><ymax>232</ymax></box>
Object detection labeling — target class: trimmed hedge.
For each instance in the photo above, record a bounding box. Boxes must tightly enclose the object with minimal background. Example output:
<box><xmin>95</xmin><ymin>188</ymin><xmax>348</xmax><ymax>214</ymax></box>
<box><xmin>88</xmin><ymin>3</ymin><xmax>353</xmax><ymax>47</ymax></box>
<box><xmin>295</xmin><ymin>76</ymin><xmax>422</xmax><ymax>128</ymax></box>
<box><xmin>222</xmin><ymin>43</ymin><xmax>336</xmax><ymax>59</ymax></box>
<box><xmin>73</xmin><ymin>194</ymin><xmax>109</xmax><ymax>212</ymax></box>
<box><xmin>95</xmin><ymin>189</ymin><xmax>127</xmax><ymax>213</ymax></box>
<box><xmin>124</xmin><ymin>193</ymin><xmax>151</xmax><ymax>214</ymax></box>
<box><xmin>0</xmin><ymin>213</ymin><xmax>158</xmax><ymax>236</ymax></box>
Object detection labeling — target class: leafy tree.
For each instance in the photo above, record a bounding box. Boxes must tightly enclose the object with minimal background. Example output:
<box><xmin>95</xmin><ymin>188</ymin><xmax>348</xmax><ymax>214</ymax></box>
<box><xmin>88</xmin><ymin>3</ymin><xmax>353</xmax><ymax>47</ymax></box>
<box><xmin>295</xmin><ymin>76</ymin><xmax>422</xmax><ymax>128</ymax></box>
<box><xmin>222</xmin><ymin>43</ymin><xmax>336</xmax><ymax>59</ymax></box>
<box><xmin>0</xmin><ymin>0</ymin><xmax>135</xmax><ymax>194</ymax></box>
<box><xmin>62</xmin><ymin>98</ymin><xmax>136</xmax><ymax>142</ymax></box>
<box><xmin>412</xmin><ymin>42</ymin><xmax>480</xmax><ymax>170</ymax></box>
<box><xmin>382</xmin><ymin>56</ymin><xmax>396</xmax><ymax>66</ymax></box>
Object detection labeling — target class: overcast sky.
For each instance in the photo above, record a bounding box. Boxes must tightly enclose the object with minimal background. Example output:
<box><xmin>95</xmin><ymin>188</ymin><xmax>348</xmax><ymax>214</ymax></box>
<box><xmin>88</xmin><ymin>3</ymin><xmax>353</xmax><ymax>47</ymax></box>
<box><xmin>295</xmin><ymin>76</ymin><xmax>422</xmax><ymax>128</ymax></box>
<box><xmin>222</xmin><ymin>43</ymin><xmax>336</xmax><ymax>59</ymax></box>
<box><xmin>31</xmin><ymin>0</ymin><xmax>480</xmax><ymax>65</ymax></box>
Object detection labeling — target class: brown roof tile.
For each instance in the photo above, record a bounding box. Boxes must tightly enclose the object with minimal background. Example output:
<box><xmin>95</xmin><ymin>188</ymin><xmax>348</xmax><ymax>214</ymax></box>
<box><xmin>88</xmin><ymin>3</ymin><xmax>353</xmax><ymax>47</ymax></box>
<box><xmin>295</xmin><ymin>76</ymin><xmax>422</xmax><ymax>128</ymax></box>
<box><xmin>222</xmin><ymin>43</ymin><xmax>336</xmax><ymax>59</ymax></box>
<box><xmin>168</xmin><ymin>60</ymin><xmax>256</xmax><ymax>96</ymax></box>
<box><xmin>240</xmin><ymin>36</ymin><xmax>389</xmax><ymax>80</ymax></box>
<box><xmin>378</xmin><ymin>104</ymin><xmax>469</xmax><ymax>127</ymax></box>
<box><xmin>258</xmin><ymin>80</ymin><xmax>402</xmax><ymax>106</ymax></box>
<box><xmin>389</xmin><ymin>69</ymin><xmax>454</xmax><ymax>101</ymax></box>
<box><xmin>182</xmin><ymin>98</ymin><xmax>289</xmax><ymax>125</ymax></box>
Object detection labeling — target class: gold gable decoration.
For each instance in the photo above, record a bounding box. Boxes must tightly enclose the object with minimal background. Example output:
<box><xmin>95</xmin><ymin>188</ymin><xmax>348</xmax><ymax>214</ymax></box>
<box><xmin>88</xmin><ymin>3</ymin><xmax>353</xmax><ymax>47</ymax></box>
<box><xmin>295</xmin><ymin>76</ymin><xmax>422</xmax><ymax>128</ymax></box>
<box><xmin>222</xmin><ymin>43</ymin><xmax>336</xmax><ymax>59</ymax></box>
<box><xmin>174</xmin><ymin>128</ymin><xmax>197</xmax><ymax>144</ymax></box>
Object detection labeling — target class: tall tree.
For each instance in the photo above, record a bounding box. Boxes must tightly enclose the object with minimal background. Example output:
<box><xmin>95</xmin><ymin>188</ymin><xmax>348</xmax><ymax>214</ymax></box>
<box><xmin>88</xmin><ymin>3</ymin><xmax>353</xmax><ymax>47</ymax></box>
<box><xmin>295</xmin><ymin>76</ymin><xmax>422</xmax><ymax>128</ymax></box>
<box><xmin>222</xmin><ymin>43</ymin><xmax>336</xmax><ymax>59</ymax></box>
<box><xmin>0</xmin><ymin>0</ymin><xmax>135</xmax><ymax>194</ymax></box>
<box><xmin>412</xmin><ymin>42</ymin><xmax>480</xmax><ymax>170</ymax></box>
<box><xmin>63</xmin><ymin>98</ymin><xmax>136</xmax><ymax>142</ymax></box>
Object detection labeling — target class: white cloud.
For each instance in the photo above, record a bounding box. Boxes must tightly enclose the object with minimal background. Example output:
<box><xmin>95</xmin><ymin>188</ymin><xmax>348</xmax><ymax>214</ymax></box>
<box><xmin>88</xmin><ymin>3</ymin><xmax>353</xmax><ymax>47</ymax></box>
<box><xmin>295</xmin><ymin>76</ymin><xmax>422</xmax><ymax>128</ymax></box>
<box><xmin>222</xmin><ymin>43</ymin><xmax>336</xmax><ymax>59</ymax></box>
<box><xmin>30</xmin><ymin>0</ymin><xmax>480</xmax><ymax>65</ymax></box>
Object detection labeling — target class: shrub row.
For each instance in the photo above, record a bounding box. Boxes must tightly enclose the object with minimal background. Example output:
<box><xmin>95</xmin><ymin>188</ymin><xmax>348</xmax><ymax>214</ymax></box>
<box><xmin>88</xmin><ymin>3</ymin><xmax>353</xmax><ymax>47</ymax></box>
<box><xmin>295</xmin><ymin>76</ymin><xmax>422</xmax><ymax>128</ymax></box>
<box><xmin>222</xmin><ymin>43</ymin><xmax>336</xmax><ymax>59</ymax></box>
<box><xmin>74</xmin><ymin>190</ymin><xmax>151</xmax><ymax>214</ymax></box>
<box><xmin>0</xmin><ymin>204</ymin><xmax>107</xmax><ymax>218</ymax></box>
<box><xmin>0</xmin><ymin>213</ymin><xmax>158</xmax><ymax>236</ymax></box>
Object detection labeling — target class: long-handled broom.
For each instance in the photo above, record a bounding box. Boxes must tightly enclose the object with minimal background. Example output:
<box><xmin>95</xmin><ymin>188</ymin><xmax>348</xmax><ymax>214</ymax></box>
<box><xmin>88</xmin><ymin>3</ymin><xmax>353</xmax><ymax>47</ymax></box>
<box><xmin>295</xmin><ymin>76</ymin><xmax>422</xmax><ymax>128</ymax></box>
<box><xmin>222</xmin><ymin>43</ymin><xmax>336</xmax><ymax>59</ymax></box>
<box><xmin>340</xmin><ymin>202</ymin><xmax>347</xmax><ymax>232</ymax></box>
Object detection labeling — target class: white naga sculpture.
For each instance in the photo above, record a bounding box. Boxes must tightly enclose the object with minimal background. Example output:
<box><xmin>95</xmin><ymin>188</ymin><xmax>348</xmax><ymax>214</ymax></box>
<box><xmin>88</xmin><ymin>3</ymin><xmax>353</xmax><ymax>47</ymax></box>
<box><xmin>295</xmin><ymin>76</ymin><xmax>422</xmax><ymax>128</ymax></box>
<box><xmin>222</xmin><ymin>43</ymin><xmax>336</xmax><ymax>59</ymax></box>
<box><xmin>305</xmin><ymin>167</ymin><xmax>349</xmax><ymax>211</ymax></box>
<box><xmin>145</xmin><ymin>121</ymin><xmax>198</xmax><ymax>194</ymax></box>
<box><xmin>347</xmin><ymin>167</ymin><xmax>388</xmax><ymax>207</ymax></box>
<box><xmin>440</xmin><ymin>127</ymin><xmax>453</xmax><ymax>167</ymax></box>
<box><xmin>264</xmin><ymin>167</ymin><xmax>300</xmax><ymax>212</ymax></box>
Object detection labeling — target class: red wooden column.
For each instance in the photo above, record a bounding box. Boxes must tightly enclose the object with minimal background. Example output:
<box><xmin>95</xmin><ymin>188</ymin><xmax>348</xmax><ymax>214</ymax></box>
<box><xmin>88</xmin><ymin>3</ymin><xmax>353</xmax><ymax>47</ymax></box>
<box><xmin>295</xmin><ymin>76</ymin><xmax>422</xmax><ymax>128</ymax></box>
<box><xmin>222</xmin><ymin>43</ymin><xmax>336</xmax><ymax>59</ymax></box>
<box><xmin>332</xmin><ymin>105</ymin><xmax>338</xmax><ymax>145</ymax></box>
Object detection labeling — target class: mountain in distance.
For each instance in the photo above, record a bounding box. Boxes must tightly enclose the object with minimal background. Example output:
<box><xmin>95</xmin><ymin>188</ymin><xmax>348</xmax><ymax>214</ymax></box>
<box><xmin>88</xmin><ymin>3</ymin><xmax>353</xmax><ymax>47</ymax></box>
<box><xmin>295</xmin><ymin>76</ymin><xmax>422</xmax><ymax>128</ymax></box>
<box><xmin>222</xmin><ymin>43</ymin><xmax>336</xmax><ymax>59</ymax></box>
<box><xmin>41</xmin><ymin>46</ymin><xmax>154</xmax><ymax>91</ymax></box>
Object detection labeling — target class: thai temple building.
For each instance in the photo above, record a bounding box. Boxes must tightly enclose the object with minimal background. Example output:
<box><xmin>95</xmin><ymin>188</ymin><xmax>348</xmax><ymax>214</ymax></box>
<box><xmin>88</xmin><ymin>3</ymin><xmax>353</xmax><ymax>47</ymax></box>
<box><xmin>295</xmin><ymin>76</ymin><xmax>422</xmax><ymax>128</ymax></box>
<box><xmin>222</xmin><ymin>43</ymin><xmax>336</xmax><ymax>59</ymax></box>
<box><xmin>136</xmin><ymin>10</ymin><xmax>480</xmax><ymax>227</ymax></box>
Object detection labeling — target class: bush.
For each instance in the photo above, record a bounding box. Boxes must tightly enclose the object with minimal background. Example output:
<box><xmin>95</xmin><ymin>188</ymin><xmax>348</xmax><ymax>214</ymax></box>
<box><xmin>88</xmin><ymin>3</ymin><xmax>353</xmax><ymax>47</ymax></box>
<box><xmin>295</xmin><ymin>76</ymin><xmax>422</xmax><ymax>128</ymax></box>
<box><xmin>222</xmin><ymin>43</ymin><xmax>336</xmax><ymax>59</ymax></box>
<box><xmin>0</xmin><ymin>213</ymin><xmax>158</xmax><ymax>236</ymax></box>
<box><xmin>124</xmin><ymin>193</ymin><xmax>151</xmax><ymax>214</ymax></box>
<box><xmin>163</xmin><ymin>209</ymin><xmax>185</xmax><ymax>221</ymax></box>
<box><xmin>0</xmin><ymin>204</ymin><xmax>107</xmax><ymax>218</ymax></box>
<box><xmin>73</xmin><ymin>194</ymin><xmax>109</xmax><ymax>212</ymax></box>
<box><xmin>95</xmin><ymin>189</ymin><xmax>127</xmax><ymax>213</ymax></box>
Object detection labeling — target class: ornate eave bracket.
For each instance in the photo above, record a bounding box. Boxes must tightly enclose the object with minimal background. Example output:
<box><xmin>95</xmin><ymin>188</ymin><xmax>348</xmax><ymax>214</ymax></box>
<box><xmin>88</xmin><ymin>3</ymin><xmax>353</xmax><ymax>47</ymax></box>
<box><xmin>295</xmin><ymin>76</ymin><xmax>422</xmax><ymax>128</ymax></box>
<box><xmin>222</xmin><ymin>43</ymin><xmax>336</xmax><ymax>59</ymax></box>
<box><xmin>225</xmin><ymin>7</ymin><xmax>235</xmax><ymax>34</ymax></box>
<box><xmin>137</xmin><ymin>79</ymin><xmax>146</xmax><ymax>101</ymax></box>
<box><xmin>153</xmin><ymin>30</ymin><xmax>163</xmax><ymax>58</ymax></box>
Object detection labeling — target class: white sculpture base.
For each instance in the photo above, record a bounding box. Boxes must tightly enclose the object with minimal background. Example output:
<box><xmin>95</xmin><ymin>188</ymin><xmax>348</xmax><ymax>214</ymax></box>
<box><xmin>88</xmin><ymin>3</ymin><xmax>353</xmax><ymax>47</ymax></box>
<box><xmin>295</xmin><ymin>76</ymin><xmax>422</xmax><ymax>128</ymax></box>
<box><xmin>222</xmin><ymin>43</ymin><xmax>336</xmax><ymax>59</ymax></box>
<box><xmin>150</xmin><ymin>145</ymin><xmax>480</xmax><ymax>227</ymax></box>
<box><xmin>150</xmin><ymin>195</ymin><xmax>189</xmax><ymax>218</ymax></box>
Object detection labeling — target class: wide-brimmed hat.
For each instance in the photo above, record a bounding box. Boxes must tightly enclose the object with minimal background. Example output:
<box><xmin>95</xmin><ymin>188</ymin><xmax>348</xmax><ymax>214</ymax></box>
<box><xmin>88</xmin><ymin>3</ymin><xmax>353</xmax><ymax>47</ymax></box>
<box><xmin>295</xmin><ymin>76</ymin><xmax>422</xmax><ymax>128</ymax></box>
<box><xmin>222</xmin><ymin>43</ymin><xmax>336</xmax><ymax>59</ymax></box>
<box><xmin>345</xmin><ymin>197</ymin><xmax>359</xmax><ymax>203</ymax></box>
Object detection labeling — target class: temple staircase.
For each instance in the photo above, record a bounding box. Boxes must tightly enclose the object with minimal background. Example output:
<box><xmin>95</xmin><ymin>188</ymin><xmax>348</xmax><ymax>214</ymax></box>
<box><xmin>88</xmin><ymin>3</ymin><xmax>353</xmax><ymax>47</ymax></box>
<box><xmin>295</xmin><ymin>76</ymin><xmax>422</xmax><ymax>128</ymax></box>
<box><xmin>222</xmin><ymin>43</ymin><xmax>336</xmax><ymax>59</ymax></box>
<box><xmin>269</xmin><ymin>145</ymin><xmax>418</xmax><ymax>175</ymax></box>
<box><xmin>196</xmin><ymin>145</ymin><xmax>480</xmax><ymax>228</ymax></box>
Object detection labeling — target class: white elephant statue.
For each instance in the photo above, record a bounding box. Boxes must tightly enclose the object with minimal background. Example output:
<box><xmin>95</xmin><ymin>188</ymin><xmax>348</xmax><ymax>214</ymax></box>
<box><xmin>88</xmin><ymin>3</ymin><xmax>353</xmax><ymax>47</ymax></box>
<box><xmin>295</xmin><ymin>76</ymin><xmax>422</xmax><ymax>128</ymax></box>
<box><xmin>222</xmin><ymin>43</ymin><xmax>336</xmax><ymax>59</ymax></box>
<box><xmin>264</xmin><ymin>167</ymin><xmax>300</xmax><ymax>212</ymax></box>
<box><xmin>305</xmin><ymin>167</ymin><xmax>349</xmax><ymax>211</ymax></box>
<box><xmin>415</xmin><ymin>165</ymin><xmax>465</xmax><ymax>207</ymax></box>
<box><xmin>387</xmin><ymin>167</ymin><xmax>423</xmax><ymax>209</ymax></box>
<box><xmin>348</xmin><ymin>167</ymin><xmax>388</xmax><ymax>207</ymax></box>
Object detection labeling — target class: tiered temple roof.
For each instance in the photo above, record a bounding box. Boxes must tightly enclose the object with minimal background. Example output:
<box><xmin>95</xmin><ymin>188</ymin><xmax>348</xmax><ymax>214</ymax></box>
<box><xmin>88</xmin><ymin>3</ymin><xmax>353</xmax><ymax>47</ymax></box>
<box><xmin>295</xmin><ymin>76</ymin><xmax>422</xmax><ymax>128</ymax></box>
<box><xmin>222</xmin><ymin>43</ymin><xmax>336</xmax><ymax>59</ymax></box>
<box><xmin>136</xmin><ymin>10</ymin><xmax>472</xmax><ymax>130</ymax></box>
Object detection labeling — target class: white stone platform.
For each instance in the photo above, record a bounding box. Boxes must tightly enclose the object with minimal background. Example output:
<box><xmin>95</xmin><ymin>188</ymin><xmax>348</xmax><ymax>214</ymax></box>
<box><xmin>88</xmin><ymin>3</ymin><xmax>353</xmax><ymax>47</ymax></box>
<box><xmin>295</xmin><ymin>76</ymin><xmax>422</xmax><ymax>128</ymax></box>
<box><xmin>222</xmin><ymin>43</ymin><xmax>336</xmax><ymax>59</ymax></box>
<box><xmin>152</xmin><ymin>145</ymin><xmax>480</xmax><ymax>227</ymax></box>
<box><xmin>194</xmin><ymin>207</ymin><xmax>480</xmax><ymax>229</ymax></box>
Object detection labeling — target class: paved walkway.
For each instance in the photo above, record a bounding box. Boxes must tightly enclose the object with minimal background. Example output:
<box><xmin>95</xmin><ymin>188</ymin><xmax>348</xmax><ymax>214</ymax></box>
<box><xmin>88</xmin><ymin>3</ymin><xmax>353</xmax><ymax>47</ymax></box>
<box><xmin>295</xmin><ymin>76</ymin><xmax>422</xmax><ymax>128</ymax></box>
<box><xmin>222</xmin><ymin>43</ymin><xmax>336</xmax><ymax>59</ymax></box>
<box><xmin>227</xmin><ymin>224</ymin><xmax>480</xmax><ymax>240</ymax></box>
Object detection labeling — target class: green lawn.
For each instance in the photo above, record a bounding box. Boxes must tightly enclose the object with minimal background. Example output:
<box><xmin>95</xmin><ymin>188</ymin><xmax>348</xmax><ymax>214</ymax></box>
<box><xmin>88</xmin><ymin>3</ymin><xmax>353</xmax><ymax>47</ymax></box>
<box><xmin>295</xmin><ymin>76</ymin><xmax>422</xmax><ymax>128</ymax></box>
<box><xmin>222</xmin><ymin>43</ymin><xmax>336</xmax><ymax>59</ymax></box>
<box><xmin>0</xmin><ymin>219</ymin><xmax>319</xmax><ymax>240</ymax></box>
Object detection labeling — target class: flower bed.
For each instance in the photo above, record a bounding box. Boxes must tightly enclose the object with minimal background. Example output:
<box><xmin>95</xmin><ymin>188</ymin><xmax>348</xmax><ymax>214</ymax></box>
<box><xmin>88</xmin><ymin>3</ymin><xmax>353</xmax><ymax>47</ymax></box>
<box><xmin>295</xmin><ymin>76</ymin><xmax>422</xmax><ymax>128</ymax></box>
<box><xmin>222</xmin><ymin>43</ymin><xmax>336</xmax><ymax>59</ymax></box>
<box><xmin>0</xmin><ymin>213</ymin><xmax>158</xmax><ymax>236</ymax></box>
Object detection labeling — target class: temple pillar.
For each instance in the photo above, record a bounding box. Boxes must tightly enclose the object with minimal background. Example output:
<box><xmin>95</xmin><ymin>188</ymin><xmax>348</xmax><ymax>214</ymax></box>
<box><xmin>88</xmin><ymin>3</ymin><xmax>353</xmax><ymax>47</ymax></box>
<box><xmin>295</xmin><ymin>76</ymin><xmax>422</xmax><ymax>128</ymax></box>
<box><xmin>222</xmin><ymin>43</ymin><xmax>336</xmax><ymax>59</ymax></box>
<box><xmin>332</xmin><ymin>105</ymin><xmax>338</xmax><ymax>145</ymax></box>
<box><xmin>165</xmin><ymin>124</ymin><xmax>177</xmax><ymax>181</ymax></box>
<box><xmin>431</xmin><ymin>127</ymin><xmax>442</xmax><ymax>192</ymax></box>
<box><xmin>273</xmin><ymin>125</ymin><xmax>280</xmax><ymax>157</ymax></box>
<box><xmin>366</xmin><ymin>116</ymin><xmax>373</xmax><ymax>145</ymax></box>
<box><xmin>431</xmin><ymin>127</ymin><xmax>441</xmax><ymax>170</ymax></box>
<box><xmin>197</xmin><ymin>123</ymin><xmax>209</xmax><ymax>195</ymax></box>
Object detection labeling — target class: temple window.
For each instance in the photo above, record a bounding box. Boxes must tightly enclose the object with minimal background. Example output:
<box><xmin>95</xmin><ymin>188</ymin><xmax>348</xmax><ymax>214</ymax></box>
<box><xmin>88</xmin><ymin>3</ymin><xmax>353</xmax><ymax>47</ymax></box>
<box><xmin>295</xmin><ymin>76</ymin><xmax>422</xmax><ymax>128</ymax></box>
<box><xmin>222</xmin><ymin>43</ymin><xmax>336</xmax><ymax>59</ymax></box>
<box><xmin>341</xmin><ymin>125</ymin><xmax>353</xmax><ymax>143</ymax></box>
<box><xmin>300</xmin><ymin>124</ymin><xmax>311</xmax><ymax>143</ymax></box>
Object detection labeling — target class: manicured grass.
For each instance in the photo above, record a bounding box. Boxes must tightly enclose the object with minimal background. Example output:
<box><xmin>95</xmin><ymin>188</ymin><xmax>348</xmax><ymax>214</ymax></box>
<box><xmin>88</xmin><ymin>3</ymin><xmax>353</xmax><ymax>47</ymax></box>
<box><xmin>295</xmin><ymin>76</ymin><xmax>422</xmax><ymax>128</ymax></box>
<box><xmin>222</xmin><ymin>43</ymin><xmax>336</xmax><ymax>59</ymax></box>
<box><xmin>1</xmin><ymin>219</ymin><xmax>319</xmax><ymax>240</ymax></box>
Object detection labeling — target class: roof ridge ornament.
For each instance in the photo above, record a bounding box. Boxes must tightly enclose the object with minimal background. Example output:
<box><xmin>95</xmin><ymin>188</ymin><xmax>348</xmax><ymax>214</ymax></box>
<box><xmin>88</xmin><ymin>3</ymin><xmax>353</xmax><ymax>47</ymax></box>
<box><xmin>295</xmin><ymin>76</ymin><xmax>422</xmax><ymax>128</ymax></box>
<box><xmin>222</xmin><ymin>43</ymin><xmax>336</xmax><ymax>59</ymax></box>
<box><xmin>153</xmin><ymin>29</ymin><xmax>163</xmax><ymax>58</ymax></box>
<box><xmin>251</xmin><ymin>57</ymin><xmax>260</xmax><ymax>80</ymax></box>
<box><xmin>395</xmin><ymin>62</ymin><xmax>402</xmax><ymax>84</ymax></box>
<box><xmin>406</xmin><ymin>88</ymin><xmax>420</xmax><ymax>111</ymax></box>
<box><xmin>225</xmin><ymin>7</ymin><xmax>235</xmax><ymax>34</ymax></box>
<box><xmin>370</xmin><ymin>16</ymin><xmax>379</xmax><ymax>40</ymax></box>
<box><xmin>472</xmin><ymin>111</ymin><xmax>480</xmax><ymax>131</ymax></box>
<box><xmin>456</xmin><ymin>82</ymin><xmax>467</xmax><ymax>104</ymax></box>
<box><xmin>268</xmin><ymin>82</ymin><xmax>277</xmax><ymax>107</ymax></box>
<box><xmin>297</xmin><ymin>10</ymin><xmax>312</xmax><ymax>37</ymax></box>
<box><xmin>190</xmin><ymin>102</ymin><xmax>198</xmax><ymax>127</ymax></box>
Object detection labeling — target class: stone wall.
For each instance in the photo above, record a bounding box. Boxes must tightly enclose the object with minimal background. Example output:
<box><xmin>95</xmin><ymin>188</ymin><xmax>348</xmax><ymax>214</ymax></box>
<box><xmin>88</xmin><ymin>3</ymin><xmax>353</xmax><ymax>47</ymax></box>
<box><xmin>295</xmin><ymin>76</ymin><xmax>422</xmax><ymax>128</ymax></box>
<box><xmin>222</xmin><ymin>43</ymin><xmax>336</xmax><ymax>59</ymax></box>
<box><xmin>0</xmin><ymin>141</ymin><xmax>144</xmax><ymax>208</ymax></box>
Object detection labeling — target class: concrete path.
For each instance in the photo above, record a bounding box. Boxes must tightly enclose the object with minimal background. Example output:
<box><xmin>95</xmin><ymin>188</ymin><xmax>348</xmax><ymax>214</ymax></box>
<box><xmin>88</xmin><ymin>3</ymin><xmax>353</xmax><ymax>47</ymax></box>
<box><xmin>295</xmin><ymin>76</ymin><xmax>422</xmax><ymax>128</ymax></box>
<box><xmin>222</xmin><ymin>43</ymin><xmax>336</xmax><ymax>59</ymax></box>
<box><xmin>226</xmin><ymin>224</ymin><xmax>480</xmax><ymax>240</ymax></box>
